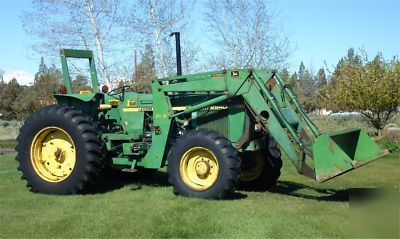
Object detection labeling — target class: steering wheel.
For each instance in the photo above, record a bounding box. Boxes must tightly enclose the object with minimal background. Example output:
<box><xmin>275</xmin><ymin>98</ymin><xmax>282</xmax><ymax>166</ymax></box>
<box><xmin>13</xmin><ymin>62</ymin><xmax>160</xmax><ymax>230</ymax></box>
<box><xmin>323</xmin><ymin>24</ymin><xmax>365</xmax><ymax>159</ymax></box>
<box><xmin>107</xmin><ymin>85</ymin><xmax>131</xmax><ymax>97</ymax></box>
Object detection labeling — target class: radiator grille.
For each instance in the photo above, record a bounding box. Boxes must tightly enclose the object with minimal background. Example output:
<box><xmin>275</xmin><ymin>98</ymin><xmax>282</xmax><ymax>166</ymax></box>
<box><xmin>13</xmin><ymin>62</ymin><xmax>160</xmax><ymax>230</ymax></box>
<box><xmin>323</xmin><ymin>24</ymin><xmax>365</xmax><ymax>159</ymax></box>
<box><xmin>196</xmin><ymin>109</ymin><xmax>229</xmax><ymax>137</ymax></box>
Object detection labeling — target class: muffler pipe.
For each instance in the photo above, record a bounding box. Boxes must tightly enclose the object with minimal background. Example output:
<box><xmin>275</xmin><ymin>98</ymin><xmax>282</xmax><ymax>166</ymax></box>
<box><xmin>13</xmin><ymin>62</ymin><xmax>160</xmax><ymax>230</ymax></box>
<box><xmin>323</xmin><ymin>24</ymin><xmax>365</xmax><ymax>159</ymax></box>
<box><xmin>170</xmin><ymin>32</ymin><xmax>182</xmax><ymax>76</ymax></box>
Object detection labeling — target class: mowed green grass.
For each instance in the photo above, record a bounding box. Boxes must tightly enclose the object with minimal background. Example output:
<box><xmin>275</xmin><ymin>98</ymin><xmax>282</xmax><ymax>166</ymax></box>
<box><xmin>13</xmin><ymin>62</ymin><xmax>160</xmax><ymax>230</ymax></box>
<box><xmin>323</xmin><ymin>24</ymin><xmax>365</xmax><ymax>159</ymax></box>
<box><xmin>0</xmin><ymin>153</ymin><xmax>398</xmax><ymax>238</ymax></box>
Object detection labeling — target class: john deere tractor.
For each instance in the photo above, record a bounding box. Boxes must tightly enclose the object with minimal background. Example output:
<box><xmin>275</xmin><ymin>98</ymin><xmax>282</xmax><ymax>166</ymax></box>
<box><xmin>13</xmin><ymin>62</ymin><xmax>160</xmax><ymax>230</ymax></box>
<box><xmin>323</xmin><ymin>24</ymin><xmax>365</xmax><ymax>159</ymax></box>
<box><xmin>16</xmin><ymin>46</ymin><xmax>386</xmax><ymax>199</ymax></box>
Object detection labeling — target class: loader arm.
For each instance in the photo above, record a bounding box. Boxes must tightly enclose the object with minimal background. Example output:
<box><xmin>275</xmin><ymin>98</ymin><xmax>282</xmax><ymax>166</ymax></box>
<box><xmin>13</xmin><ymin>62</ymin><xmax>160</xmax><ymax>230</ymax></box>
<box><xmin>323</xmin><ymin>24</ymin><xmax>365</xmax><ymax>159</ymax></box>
<box><xmin>152</xmin><ymin>69</ymin><xmax>386</xmax><ymax>182</ymax></box>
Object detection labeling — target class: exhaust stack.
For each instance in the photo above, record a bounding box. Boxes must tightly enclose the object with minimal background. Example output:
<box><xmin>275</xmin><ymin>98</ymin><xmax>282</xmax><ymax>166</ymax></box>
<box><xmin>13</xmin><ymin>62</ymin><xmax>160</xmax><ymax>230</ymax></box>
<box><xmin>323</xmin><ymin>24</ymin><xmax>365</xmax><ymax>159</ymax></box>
<box><xmin>170</xmin><ymin>32</ymin><xmax>182</xmax><ymax>76</ymax></box>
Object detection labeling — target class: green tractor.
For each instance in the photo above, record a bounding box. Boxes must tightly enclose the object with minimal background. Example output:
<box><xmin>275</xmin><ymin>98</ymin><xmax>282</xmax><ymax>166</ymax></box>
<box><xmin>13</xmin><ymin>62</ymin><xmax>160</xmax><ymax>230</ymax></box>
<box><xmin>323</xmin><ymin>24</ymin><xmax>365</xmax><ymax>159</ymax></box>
<box><xmin>16</xmin><ymin>46</ymin><xmax>386</xmax><ymax>199</ymax></box>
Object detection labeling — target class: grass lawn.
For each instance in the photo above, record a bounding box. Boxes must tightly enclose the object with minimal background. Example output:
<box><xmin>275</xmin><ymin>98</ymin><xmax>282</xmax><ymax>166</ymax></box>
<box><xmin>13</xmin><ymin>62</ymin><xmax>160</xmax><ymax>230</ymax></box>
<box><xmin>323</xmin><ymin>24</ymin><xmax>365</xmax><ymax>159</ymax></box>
<box><xmin>0</xmin><ymin>153</ymin><xmax>398</xmax><ymax>238</ymax></box>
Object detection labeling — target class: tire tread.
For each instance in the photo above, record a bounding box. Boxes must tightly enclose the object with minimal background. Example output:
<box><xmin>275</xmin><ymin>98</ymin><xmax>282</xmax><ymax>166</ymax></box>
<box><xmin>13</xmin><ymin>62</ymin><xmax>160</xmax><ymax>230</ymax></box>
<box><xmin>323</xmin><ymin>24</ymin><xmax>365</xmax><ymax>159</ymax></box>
<box><xmin>15</xmin><ymin>104</ymin><xmax>104</xmax><ymax>195</ymax></box>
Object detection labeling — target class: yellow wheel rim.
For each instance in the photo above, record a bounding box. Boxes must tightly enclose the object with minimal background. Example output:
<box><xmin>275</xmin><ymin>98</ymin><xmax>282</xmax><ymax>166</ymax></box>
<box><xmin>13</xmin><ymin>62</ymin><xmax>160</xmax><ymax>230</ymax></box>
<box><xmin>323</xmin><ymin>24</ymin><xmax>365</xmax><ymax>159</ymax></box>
<box><xmin>30</xmin><ymin>127</ymin><xmax>76</xmax><ymax>182</ymax></box>
<box><xmin>179</xmin><ymin>147</ymin><xmax>219</xmax><ymax>191</ymax></box>
<box><xmin>240</xmin><ymin>151</ymin><xmax>264</xmax><ymax>182</ymax></box>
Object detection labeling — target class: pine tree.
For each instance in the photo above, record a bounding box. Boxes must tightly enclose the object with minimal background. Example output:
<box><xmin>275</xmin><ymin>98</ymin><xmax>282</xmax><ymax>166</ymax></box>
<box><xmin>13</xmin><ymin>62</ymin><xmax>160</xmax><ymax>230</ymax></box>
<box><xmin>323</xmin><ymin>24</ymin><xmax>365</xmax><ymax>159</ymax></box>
<box><xmin>0</xmin><ymin>69</ymin><xmax>5</xmax><ymax>100</ymax></box>
<box><xmin>34</xmin><ymin>57</ymin><xmax>48</xmax><ymax>83</ymax></box>
<box><xmin>298</xmin><ymin>62</ymin><xmax>306</xmax><ymax>80</ymax></box>
<box><xmin>294</xmin><ymin>62</ymin><xmax>318</xmax><ymax>112</ymax></box>
<box><xmin>280</xmin><ymin>68</ymin><xmax>290</xmax><ymax>83</ymax></box>
<box><xmin>32</xmin><ymin>60</ymin><xmax>62</xmax><ymax>110</ymax></box>
<box><xmin>0</xmin><ymin>68</ymin><xmax>4</xmax><ymax>83</ymax></box>
<box><xmin>72</xmin><ymin>74</ymin><xmax>91</xmax><ymax>92</ymax></box>
<box><xmin>288</xmin><ymin>72</ymin><xmax>298</xmax><ymax>88</ymax></box>
<box><xmin>316</xmin><ymin>68</ymin><xmax>327</xmax><ymax>88</ymax></box>
<box><xmin>0</xmin><ymin>78</ymin><xmax>23</xmax><ymax>119</ymax></box>
<box><xmin>132</xmin><ymin>44</ymin><xmax>156</xmax><ymax>92</ymax></box>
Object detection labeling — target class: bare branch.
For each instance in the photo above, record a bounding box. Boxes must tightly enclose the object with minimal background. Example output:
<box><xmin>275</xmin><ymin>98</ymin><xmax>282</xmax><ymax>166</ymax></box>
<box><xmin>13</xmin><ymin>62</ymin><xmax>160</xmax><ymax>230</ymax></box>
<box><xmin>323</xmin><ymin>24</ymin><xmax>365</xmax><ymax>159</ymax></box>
<box><xmin>204</xmin><ymin>0</ymin><xmax>291</xmax><ymax>70</ymax></box>
<box><xmin>22</xmin><ymin>0</ymin><xmax>131</xmax><ymax>87</ymax></box>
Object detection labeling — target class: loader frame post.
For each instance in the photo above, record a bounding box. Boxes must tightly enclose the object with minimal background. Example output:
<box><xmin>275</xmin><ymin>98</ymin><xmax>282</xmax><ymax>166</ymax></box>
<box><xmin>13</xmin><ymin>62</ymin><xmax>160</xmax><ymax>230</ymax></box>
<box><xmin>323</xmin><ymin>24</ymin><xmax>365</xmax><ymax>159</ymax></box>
<box><xmin>273</xmin><ymin>72</ymin><xmax>320</xmax><ymax>137</ymax></box>
<box><xmin>252</xmin><ymin>72</ymin><xmax>302</xmax><ymax>145</ymax></box>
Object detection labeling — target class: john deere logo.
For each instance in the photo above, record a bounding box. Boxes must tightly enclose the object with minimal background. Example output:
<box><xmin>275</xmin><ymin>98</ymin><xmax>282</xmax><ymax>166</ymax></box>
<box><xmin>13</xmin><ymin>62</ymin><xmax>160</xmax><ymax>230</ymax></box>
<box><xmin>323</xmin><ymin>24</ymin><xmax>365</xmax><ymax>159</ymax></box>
<box><xmin>231</xmin><ymin>71</ymin><xmax>239</xmax><ymax>77</ymax></box>
<box><xmin>127</xmin><ymin>100</ymin><xmax>136</xmax><ymax>106</ymax></box>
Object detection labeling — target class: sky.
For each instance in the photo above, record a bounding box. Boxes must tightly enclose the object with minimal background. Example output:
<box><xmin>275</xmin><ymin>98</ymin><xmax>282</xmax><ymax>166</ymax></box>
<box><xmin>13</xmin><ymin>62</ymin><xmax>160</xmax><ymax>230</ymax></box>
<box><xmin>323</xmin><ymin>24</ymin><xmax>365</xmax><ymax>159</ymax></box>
<box><xmin>0</xmin><ymin>0</ymin><xmax>399</xmax><ymax>85</ymax></box>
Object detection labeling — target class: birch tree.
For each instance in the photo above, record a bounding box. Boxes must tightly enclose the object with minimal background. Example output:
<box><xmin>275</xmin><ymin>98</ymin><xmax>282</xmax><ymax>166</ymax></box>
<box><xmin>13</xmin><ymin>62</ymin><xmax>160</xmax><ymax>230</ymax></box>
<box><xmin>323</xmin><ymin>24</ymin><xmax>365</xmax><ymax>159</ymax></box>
<box><xmin>133</xmin><ymin>0</ymin><xmax>195</xmax><ymax>77</ymax></box>
<box><xmin>22</xmin><ymin>0</ymin><xmax>129</xmax><ymax>86</ymax></box>
<box><xmin>204</xmin><ymin>0</ymin><xmax>291</xmax><ymax>70</ymax></box>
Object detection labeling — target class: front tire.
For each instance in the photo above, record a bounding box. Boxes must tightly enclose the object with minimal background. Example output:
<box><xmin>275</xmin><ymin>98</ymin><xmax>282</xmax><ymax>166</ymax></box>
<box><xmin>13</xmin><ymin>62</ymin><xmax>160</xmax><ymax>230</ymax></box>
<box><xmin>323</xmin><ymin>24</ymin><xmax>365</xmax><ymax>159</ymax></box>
<box><xmin>16</xmin><ymin>105</ymin><xmax>104</xmax><ymax>194</ymax></box>
<box><xmin>168</xmin><ymin>129</ymin><xmax>241</xmax><ymax>199</ymax></box>
<box><xmin>239</xmin><ymin>138</ymin><xmax>282</xmax><ymax>191</ymax></box>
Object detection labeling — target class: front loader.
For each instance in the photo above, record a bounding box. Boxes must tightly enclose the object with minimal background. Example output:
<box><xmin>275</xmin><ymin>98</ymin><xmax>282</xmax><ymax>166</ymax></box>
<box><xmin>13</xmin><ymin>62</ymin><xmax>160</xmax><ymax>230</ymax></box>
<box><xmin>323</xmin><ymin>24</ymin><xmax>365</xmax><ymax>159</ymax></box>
<box><xmin>15</xmin><ymin>48</ymin><xmax>387</xmax><ymax>199</ymax></box>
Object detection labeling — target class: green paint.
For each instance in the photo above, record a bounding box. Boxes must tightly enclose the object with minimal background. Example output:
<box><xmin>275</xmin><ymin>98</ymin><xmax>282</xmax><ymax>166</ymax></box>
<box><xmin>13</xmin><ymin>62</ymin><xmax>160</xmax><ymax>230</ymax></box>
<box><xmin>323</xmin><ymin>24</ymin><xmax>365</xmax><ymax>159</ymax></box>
<box><xmin>56</xmin><ymin>48</ymin><xmax>385</xmax><ymax>183</ymax></box>
<box><xmin>241</xmin><ymin>81</ymin><xmax>303</xmax><ymax>170</ymax></box>
<box><xmin>60</xmin><ymin>49</ymin><xmax>99</xmax><ymax>93</ymax></box>
<box><xmin>274</xmin><ymin>72</ymin><xmax>320</xmax><ymax>137</ymax></box>
<box><xmin>138</xmin><ymin>81</ymin><xmax>173</xmax><ymax>168</ymax></box>
<box><xmin>228</xmin><ymin>108</ymin><xmax>246</xmax><ymax>143</ymax></box>
<box><xmin>173</xmin><ymin>94</ymin><xmax>229</xmax><ymax>117</ymax></box>
<box><xmin>313</xmin><ymin>129</ymin><xmax>383</xmax><ymax>182</ymax></box>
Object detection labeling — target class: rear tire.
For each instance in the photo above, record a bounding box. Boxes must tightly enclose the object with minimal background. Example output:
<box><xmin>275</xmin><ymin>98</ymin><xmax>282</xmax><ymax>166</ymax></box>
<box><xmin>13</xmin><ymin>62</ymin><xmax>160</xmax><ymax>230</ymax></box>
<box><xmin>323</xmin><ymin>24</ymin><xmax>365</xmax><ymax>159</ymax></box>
<box><xmin>168</xmin><ymin>129</ymin><xmax>241</xmax><ymax>199</ymax></box>
<box><xmin>239</xmin><ymin>138</ymin><xmax>282</xmax><ymax>191</ymax></box>
<box><xmin>16</xmin><ymin>105</ymin><xmax>104</xmax><ymax>194</ymax></box>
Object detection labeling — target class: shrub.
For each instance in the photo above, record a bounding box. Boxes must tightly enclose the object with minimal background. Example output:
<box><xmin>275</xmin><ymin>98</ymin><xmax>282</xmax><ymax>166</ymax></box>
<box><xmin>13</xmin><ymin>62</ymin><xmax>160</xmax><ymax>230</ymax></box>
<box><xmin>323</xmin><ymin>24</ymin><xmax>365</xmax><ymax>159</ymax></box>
<box><xmin>383</xmin><ymin>140</ymin><xmax>400</xmax><ymax>153</ymax></box>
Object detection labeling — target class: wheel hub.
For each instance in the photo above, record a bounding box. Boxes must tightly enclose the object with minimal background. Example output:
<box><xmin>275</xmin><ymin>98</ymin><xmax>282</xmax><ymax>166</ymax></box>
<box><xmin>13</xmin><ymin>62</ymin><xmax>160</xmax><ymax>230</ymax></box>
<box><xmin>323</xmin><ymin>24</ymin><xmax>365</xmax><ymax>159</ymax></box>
<box><xmin>30</xmin><ymin>127</ymin><xmax>76</xmax><ymax>182</ymax></box>
<box><xmin>179</xmin><ymin>147</ymin><xmax>219</xmax><ymax>191</ymax></box>
<box><xmin>54</xmin><ymin>148</ymin><xmax>64</xmax><ymax>161</ymax></box>
<box><xmin>195</xmin><ymin>159</ymin><xmax>211</xmax><ymax>178</ymax></box>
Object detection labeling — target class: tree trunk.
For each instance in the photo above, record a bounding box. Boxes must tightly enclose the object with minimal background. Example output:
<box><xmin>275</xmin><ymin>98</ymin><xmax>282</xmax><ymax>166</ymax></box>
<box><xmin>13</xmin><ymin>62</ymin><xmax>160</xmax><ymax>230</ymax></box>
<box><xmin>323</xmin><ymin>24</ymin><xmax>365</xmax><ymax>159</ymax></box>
<box><xmin>84</xmin><ymin>0</ymin><xmax>111</xmax><ymax>86</ymax></box>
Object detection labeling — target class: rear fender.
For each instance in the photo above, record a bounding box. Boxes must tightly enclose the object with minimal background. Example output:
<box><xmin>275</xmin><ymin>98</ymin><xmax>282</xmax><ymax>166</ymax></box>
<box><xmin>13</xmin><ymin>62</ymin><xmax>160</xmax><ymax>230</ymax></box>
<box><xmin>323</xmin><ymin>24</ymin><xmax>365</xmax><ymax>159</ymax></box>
<box><xmin>54</xmin><ymin>93</ymin><xmax>104</xmax><ymax>116</ymax></box>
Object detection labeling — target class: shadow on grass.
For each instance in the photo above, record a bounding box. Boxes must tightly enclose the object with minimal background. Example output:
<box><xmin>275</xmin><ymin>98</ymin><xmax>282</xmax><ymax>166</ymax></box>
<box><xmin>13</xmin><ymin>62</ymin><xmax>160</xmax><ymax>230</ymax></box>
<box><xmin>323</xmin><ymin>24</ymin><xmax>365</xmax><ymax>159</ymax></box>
<box><xmin>269</xmin><ymin>180</ymin><xmax>349</xmax><ymax>202</ymax></box>
<box><xmin>90</xmin><ymin>169</ymin><xmax>248</xmax><ymax>200</ymax></box>
<box><xmin>91</xmin><ymin>170</ymin><xmax>348</xmax><ymax>202</ymax></box>
<box><xmin>89</xmin><ymin>169</ymin><xmax>170</xmax><ymax>194</ymax></box>
<box><xmin>91</xmin><ymin>168</ymin><xmax>349</xmax><ymax>202</ymax></box>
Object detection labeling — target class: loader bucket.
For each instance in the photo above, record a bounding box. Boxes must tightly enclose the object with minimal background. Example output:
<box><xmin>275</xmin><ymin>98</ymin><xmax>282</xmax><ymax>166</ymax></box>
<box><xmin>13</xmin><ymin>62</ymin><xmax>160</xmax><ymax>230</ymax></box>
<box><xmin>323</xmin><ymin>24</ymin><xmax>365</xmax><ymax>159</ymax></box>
<box><xmin>312</xmin><ymin>128</ymin><xmax>387</xmax><ymax>182</ymax></box>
